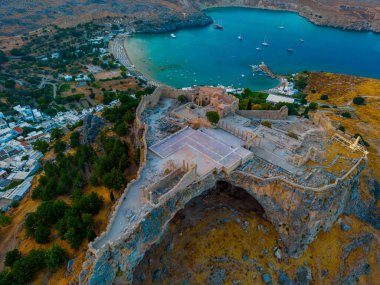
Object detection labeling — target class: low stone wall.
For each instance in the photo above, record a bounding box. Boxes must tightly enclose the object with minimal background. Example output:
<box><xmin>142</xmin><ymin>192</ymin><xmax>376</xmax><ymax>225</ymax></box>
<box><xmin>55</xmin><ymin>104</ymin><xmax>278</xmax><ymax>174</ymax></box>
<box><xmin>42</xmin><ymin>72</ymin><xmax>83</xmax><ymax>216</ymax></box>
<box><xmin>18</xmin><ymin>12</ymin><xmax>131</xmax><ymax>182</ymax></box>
<box><xmin>237</xmin><ymin>106</ymin><xmax>288</xmax><ymax>120</ymax></box>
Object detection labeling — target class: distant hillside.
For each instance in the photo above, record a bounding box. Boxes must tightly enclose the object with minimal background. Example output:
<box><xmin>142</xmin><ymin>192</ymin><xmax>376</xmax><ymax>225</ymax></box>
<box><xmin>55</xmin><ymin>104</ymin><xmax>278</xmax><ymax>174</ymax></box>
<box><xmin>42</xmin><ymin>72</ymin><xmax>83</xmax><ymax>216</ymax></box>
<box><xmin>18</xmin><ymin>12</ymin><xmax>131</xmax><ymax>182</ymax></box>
<box><xmin>0</xmin><ymin>0</ymin><xmax>379</xmax><ymax>36</ymax></box>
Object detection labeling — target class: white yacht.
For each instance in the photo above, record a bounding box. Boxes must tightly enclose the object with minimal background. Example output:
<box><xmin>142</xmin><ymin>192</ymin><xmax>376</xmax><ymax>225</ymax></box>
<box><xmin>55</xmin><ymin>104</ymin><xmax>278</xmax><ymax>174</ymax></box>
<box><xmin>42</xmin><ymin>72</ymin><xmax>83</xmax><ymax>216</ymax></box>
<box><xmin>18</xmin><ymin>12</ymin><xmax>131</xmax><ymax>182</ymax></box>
<box><xmin>170</xmin><ymin>33</ymin><xmax>177</xmax><ymax>38</ymax></box>
<box><xmin>261</xmin><ymin>36</ymin><xmax>269</xmax><ymax>46</ymax></box>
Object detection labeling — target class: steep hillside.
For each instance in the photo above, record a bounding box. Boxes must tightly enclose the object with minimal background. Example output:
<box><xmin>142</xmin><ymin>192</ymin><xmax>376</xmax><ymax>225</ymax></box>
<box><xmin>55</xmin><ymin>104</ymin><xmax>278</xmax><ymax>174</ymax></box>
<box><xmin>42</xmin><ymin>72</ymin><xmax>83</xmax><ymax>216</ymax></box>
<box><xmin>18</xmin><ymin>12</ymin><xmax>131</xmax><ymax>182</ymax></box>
<box><xmin>0</xmin><ymin>0</ymin><xmax>379</xmax><ymax>36</ymax></box>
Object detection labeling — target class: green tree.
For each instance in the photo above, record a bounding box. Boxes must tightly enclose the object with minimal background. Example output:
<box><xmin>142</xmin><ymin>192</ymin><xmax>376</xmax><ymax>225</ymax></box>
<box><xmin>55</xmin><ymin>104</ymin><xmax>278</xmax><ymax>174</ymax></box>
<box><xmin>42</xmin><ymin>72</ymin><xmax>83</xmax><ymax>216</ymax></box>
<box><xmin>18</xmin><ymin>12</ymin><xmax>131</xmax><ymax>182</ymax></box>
<box><xmin>178</xmin><ymin>95</ymin><xmax>188</xmax><ymax>104</ymax></box>
<box><xmin>206</xmin><ymin>111</ymin><xmax>220</xmax><ymax>124</ymax></box>
<box><xmin>11</xmin><ymin>249</ymin><xmax>46</xmax><ymax>284</ymax></box>
<box><xmin>10</xmin><ymin>48</ymin><xmax>25</xmax><ymax>56</ymax></box>
<box><xmin>32</xmin><ymin>140</ymin><xmax>49</xmax><ymax>153</ymax></box>
<box><xmin>4</xmin><ymin>80</ymin><xmax>16</xmax><ymax>89</ymax></box>
<box><xmin>5</xmin><ymin>249</ymin><xmax>22</xmax><ymax>268</ymax></box>
<box><xmin>341</xmin><ymin>112</ymin><xmax>351</xmax><ymax>118</ymax></box>
<box><xmin>320</xmin><ymin>94</ymin><xmax>328</xmax><ymax>100</ymax></box>
<box><xmin>54</xmin><ymin>141</ymin><xmax>66</xmax><ymax>153</ymax></box>
<box><xmin>45</xmin><ymin>244</ymin><xmax>68</xmax><ymax>271</ymax></box>
<box><xmin>0</xmin><ymin>50</ymin><xmax>8</xmax><ymax>64</ymax></box>
<box><xmin>353</xmin><ymin>96</ymin><xmax>365</xmax><ymax>105</ymax></box>
<box><xmin>51</xmin><ymin>128</ymin><xmax>63</xmax><ymax>140</ymax></box>
<box><xmin>35</xmin><ymin>225</ymin><xmax>51</xmax><ymax>244</ymax></box>
<box><xmin>102</xmin><ymin>168</ymin><xmax>125</xmax><ymax>190</ymax></box>
<box><xmin>70</xmin><ymin>131</ymin><xmax>80</xmax><ymax>147</ymax></box>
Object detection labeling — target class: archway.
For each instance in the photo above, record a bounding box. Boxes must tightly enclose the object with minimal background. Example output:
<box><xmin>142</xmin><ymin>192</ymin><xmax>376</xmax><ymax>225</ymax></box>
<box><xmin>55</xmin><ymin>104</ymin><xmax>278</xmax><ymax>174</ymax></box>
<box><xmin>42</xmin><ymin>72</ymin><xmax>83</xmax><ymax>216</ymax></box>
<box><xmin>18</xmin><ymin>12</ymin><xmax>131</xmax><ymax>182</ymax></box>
<box><xmin>132</xmin><ymin>181</ymin><xmax>276</xmax><ymax>285</ymax></box>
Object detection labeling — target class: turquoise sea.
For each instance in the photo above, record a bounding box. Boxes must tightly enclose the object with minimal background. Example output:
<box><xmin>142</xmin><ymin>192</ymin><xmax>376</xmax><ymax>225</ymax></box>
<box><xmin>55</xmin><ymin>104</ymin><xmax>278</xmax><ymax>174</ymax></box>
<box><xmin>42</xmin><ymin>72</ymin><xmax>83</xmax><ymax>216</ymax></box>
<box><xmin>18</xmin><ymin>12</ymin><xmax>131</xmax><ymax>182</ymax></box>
<box><xmin>126</xmin><ymin>8</ymin><xmax>380</xmax><ymax>91</ymax></box>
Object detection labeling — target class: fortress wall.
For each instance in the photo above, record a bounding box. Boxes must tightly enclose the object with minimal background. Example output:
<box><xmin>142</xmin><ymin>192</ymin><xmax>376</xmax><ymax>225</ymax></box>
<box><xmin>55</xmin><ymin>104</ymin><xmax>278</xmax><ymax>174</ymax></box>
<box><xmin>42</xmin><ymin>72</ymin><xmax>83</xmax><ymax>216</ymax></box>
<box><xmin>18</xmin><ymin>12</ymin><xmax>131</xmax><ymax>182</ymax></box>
<box><xmin>237</xmin><ymin>106</ymin><xmax>288</xmax><ymax>120</ymax></box>
<box><xmin>157</xmin><ymin>86</ymin><xmax>194</xmax><ymax>101</ymax></box>
<box><xmin>88</xmin><ymin>89</ymin><xmax>162</xmax><ymax>256</ymax></box>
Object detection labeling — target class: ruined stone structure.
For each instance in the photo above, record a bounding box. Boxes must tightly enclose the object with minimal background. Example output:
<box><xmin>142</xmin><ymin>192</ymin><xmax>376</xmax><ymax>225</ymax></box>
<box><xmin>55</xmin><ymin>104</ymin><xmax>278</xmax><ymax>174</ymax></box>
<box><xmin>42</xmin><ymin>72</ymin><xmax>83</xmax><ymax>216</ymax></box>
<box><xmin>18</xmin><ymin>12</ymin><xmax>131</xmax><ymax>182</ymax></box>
<box><xmin>237</xmin><ymin>105</ymin><xmax>289</xmax><ymax>120</ymax></box>
<box><xmin>312</xmin><ymin>110</ymin><xmax>336</xmax><ymax>133</ymax></box>
<box><xmin>79</xmin><ymin>86</ymin><xmax>368</xmax><ymax>285</ymax></box>
<box><xmin>291</xmin><ymin>146</ymin><xmax>320</xmax><ymax>167</ymax></box>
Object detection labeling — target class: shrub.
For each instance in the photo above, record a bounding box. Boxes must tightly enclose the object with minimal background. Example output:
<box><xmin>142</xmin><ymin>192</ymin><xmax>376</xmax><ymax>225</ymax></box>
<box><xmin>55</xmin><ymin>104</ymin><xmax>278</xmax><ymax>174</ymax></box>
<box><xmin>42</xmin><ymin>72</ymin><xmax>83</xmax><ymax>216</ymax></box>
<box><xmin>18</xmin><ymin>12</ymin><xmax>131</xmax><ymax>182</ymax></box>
<box><xmin>354</xmin><ymin>134</ymin><xmax>370</xmax><ymax>147</ymax></box>
<box><xmin>353</xmin><ymin>96</ymin><xmax>365</xmax><ymax>105</ymax></box>
<box><xmin>206</xmin><ymin>111</ymin><xmax>220</xmax><ymax>124</ymax></box>
<box><xmin>178</xmin><ymin>95</ymin><xmax>188</xmax><ymax>104</ymax></box>
<box><xmin>341</xmin><ymin>112</ymin><xmax>351</xmax><ymax>118</ymax></box>
<box><xmin>261</xmin><ymin>121</ymin><xmax>272</xmax><ymax>128</ymax></box>
<box><xmin>337</xmin><ymin>125</ymin><xmax>345</xmax><ymax>132</ymax></box>
<box><xmin>286</xmin><ymin>132</ymin><xmax>298</xmax><ymax>139</ymax></box>
<box><xmin>320</xmin><ymin>94</ymin><xmax>328</xmax><ymax>100</ymax></box>
<box><xmin>0</xmin><ymin>212</ymin><xmax>11</xmax><ymax>227</ymax></box>
<box><xmin>309</xmin><ymin>102</ymin><xmax>318</xmax><ymax>110</ymax></box>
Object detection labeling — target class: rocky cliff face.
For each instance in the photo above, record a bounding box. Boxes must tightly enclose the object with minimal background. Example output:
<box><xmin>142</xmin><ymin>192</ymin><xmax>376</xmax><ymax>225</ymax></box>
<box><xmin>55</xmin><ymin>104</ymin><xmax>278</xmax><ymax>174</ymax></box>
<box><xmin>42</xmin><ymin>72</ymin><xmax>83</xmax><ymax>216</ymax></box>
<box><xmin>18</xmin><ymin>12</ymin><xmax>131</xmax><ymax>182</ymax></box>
<box><xmin>80</xmin><ymin>158</ymin><xmax>367</xmax><ymax>284</ymax></box>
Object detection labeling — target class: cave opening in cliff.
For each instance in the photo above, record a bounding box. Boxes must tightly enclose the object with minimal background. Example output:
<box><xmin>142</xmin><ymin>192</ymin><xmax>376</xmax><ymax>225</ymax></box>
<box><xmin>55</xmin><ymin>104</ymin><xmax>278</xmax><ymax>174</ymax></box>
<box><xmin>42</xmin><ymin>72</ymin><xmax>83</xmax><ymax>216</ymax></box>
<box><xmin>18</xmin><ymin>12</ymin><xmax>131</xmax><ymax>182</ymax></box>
<box><xmin>132</xmin><ymin>181</ymin><xmax>278</xmax><ymax>285</ymax></box>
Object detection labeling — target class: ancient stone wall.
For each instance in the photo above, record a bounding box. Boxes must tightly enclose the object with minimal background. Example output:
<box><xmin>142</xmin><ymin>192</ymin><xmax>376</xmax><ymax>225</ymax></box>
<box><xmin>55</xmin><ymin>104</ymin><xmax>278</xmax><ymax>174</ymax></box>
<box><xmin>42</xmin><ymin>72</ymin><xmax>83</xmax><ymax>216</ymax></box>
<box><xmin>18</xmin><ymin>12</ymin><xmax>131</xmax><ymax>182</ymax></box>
<box><xmin>312</xmin><ymin>111</ymin><xmax>335</xmax><ymax>133</ymax></box>
<box><xmin>237</xmin><ymin>105</ymin><xmax>288</xmax><ymax>120</ymax></box>
<box><xmin>157</xmin><ymin>164</ymin><xmax>198</xmax><ymax>205</ymax></box>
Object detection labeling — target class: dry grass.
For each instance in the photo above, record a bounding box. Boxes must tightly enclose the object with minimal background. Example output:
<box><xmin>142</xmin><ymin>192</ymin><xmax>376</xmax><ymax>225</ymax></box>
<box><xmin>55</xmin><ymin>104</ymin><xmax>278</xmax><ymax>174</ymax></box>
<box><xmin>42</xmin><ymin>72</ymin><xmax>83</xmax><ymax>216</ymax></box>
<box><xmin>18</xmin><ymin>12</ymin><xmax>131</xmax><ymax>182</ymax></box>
<box><xmin>307</xmin><ymin>73</ymin><xmax>380</xmax><ymax>182</ymax></box>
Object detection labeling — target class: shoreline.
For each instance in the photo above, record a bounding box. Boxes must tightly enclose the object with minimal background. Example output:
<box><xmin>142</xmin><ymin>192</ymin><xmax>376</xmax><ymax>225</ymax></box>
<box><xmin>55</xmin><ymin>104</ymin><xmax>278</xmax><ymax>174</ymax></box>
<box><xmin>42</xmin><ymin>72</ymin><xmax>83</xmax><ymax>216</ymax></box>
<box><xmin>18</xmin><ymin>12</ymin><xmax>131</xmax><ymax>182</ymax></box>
<box><xmin>199</xmin><ymin>5</ymin><xmax>379</xmax><ymax>35</ymax></box>
<box><xmin>121</xmin><ymin>34</ymin><xmax>282</xmax><ymax>92</ymax></box>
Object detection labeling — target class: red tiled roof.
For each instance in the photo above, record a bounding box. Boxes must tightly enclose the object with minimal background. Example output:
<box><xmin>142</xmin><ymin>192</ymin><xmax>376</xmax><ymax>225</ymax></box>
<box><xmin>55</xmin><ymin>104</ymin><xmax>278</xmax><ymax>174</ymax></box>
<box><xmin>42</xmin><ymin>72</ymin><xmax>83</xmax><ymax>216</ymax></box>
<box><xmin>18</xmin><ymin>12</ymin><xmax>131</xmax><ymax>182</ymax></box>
<box><xmin>13</xmin><ymin>127</ymin><xmax>23</xmax><ymax>133</ymax></box>
<box><xmin>20</xmin><ymin>141</ymin><xmax>29</xmax><ymax>146</ymax></box>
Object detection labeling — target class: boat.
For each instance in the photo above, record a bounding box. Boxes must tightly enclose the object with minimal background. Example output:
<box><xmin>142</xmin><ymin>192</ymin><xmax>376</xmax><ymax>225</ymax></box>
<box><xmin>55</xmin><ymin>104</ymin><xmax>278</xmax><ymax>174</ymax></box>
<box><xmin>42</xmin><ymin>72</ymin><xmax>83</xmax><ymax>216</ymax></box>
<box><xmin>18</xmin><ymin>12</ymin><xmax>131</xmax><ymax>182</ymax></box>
<box><xmin>214</xmin><ymin>20</ymin><xmax>223</xmax><ymax>30</ymax></box>
<box><xmin>287</xmin><ymin>48</ymin><xmax>295</xmax><ymax>53</ymax></box>
<box><xmin>261</xmin><ymin>36</ymin><xmax>269</xmax><ymax>46</ymax></box>
<box><xmin>241</xmin><ymin>74</ymin><xmax>245</xmax><ymax>78</ymax></box>
<box><xmin>238</xmin><ymin>34</ymin><xmax>243</xmax><ymax>41</ymax></box>
<box><xmin>279</xmin><ymin>26</ymin><xmax>285</xmax><ymax>29</ymax></box>
<box><xmin>300</xmin><ymin>38</ymin><xmax>305</xmax><ymax>43</ymax></box>
<box><xmin>250</xmin><ymin>65</ymin><xmax>261</xmax><ymax>72</ymax></box>
<box><xmin>170</xmin><ymin>33</ymin><xmax>176</xmax><ymax>38</ymax></box>
<box><xmin>256</xmin><ymin>47</ymin><xmax>262</xmax><ymax>51</ymax></box>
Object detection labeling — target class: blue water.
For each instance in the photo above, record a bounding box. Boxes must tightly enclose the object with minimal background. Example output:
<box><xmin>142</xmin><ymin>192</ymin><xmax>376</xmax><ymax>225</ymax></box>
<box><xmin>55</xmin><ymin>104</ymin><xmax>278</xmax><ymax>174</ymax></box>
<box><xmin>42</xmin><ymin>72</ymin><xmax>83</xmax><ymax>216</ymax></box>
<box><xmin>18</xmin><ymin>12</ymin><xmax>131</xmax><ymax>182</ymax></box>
<box><xmin>126</xmin><ymin>7</ymin><xmax>380</xmax><ymax>91</ymax></box>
